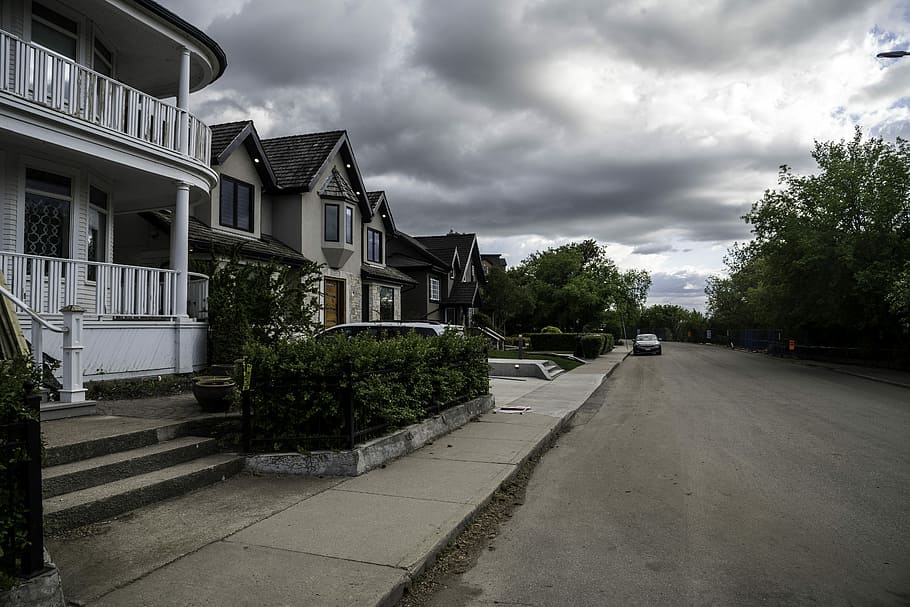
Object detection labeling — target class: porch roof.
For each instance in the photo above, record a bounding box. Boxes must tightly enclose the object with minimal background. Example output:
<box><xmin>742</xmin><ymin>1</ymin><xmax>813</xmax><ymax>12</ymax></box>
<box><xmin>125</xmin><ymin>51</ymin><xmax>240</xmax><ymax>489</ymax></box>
<box><xmin>141</xmin><ymin>212</ymin><xmax>311</xmax><ymax>266</ymax></box>
<box><xmin>361</xmin><ymin>264</ymin><xmax>418</xmax><ymax>287</ymax></box>
<box><xmin>444</xmin><ymin>281</ymin><xmax>479</xmax><ymax>306</ymax></box>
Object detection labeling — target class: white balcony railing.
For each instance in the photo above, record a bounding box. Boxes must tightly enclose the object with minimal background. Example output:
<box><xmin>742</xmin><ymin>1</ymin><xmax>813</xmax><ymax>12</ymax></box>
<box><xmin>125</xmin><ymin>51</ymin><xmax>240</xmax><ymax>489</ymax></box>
<box><xmin>0</xmin><ymin>251</ymin><xmax>208</xmax><ymax>320</ymax></box>
<box><xmin>0</xmin><ymin>30</ymin><xmax>211</xmax><ymax>164</ymax></box>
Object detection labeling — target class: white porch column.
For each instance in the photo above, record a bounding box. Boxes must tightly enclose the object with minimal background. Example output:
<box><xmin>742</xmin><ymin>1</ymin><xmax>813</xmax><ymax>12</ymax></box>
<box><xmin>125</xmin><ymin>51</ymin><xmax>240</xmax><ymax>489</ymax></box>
<box><xmin>177</xmin><ymin>46</ymin><xmax>190</xmax><ymax>156</ymax></box>
<box><xmin>58</xmin><ymin>305</ymin><xmax>86</xmax><ymax>403</ymax></box>
<box><xmin>171</xmin><ymin>182</ymin><xmax>190</xmax><ymax>317</ymax></box>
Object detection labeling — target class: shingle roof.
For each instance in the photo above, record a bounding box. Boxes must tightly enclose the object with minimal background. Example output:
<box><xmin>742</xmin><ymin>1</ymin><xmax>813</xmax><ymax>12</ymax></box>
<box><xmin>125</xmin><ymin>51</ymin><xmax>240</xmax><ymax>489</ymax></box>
<box><xmin>416</xmin><ymin>233</ymin><xmax>477</xmax><ymax>267</ymax></box>
<box><xmin>387</xmin><ymin>232</ymin><xmax>449</xmax><ymax>271</ymax></box>
<box><xmin>445</xmin><ymin>282</ymin><xmax>479</xmax><ymax>306</ymax></box>
<box><xmin>260</xmin><ymin>131</ymin><xmax>345</xmax><ymax>190</ymax></box>
<box><xmin>210</xmin><ymin>121</ymin><xmax>250</xmax><ymax>159</ymax></box>
<box><xmin>319</xmin><ymin>167</ymin><xmax>360</xmax><ymax>204</ymax></box>
<box><xmin>141</xmin><ymin>212</ymin><xmax>311</xmax><ymax>266</ymax></box>
<box><xmin>367</xmin><ymin>191</ymin><xmax>384</xmax><ymax>212</ymax></box>
<box><xmin>361</xmin><ymin>264</ymin><xmax>418</xmax><ymax>286</ymax></box>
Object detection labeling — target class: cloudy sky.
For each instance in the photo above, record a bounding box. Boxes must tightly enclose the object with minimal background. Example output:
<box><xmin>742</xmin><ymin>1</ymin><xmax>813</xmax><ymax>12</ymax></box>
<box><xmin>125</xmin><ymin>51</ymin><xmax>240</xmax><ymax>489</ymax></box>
<box><xmin>160</xmin><ymin>0</ymin><xmax>910</xmax><ymax>311</ymax></box>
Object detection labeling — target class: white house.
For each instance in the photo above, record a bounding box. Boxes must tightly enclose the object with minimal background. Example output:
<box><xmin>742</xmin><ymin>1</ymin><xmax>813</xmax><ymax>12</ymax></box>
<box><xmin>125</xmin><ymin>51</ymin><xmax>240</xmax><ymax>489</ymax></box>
<box><xmin>0</xmin><ymin>0</ymin><xmax>226</xmax><ymax>415</ymax></box>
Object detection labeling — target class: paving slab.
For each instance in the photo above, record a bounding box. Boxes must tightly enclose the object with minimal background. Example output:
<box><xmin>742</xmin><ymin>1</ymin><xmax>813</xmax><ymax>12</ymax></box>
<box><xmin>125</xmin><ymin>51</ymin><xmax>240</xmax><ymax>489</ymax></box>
<box><xmin>481</xmin><ymin>410</ymin><xmax>563</xmax><ymax>428</ymax></box>
<box><xmin>335</xmin><ymin>455</ymin><xmax>514</xmax><ymax>502</ymax></box>
<box><xmin>47</xmin><ymin>473</ymin><xmax>342</xmax><ymax>605</ymax></box>
<box><xmin>489</xmin><ymin>377</ymin><xmax>547</xmax><ymax>406</ymax></box>
<box><xmin>91</xmin><ymin>541</ymin><xmax>406</xmax><ymax>607</ymax></box>
<box><xmin>227</xmin><ymin>489</ymin><xmax>476</xmax><ymax>569</ymax></box>
<box><xmin>444</xmin><ymin>417</ymin><xmax>554</xmax><ymax>443</ymax></box>
<box><xmin>412</xmin><ymin>435</ymin><xmax>530</xmax><ymax>464</ymax></box>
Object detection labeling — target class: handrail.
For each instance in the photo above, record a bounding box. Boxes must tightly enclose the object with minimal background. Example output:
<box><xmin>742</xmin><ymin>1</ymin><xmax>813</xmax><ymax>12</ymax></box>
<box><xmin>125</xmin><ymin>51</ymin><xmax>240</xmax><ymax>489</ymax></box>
<box><xmin>0</xmin><ymin>29</ymin><xmax>211</xmax><ymax>164</ymax></box>
<box><xmin>0</xmin><ymin>283</ymin><xmax>64</xmax><ymax>333</ymax></box>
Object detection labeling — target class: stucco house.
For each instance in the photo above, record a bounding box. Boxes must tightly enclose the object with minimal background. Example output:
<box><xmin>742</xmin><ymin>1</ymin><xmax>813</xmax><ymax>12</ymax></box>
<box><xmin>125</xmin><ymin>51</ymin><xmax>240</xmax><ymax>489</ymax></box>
<box><xmin>0</xmin><ymin>0</ymin><xmax>225</xmax><ymax>414</ymax></box>
<box><xmin>388</xmin><ymin>230</ymin><xmax>486</xmax><ymax>325</ymax></box>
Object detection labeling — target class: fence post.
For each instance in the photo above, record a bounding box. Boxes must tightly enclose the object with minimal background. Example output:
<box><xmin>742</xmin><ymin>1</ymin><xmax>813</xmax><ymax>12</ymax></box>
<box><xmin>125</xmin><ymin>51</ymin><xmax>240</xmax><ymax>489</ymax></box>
<box><xmin>23</xmin><ymin>390</ymin><xmax>44</xmax><ymax>576</ymax></box>
<box><xmin>59</xmin><ymin>305</ymin><xmax>86</xmax><ymax>403</ymax></box>
<box><xmin>240</xmin><ymin>358</ymin><xmax>251</xmax><ymax>454</ymax></box>
<box><xmin>344</xmin><ymin>357</ymin><xmax>355</xmax><ymax>450</ymax></box>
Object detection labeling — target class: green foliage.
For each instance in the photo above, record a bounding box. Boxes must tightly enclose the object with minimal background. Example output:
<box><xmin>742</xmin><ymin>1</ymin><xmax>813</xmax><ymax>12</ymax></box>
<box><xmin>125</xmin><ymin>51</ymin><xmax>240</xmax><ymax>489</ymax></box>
<box><xmin>199</xmin><ymin>249</ymin><xmax>323</xmax><ymax>364</ymax></box>
<box><xmin>540</xmin><ymin>326</ymin><xmax>562</xmax><ymax>334</ymax></box>
<box><xmin>86</xmin><ymin>374</ymin><xmax>194</xmax><ymax>401</ymax></box>
<box><xmin>640</xmin><ymin>304</ymin><xmax>707</xmax><ymax>342</ymax></box>
<box><xmin>601</xmin><ymin>333</ymin><xmax>615</xmax><ymax>353</ymax></box>
<box><xmin>244</xmin><ymin>333</ymin><xmax>489</xmax><ymax>451</ymax></box>
<box><xmin>527</xmin><ymin>332</ymin><xmax>579</xmax><ymax>351</ymax></box>
<box><xmin>481</xmin><ymin>240</ymin><xmax>651</xmax><ymax>335</ymax></box>
<box><xmin>580</xmin><ymin>334</ymin><xmax>605</xmax><ymax>358</ymax></box>
<box><xmin>707</xmin><ymin>128</ymin><xmax>910</xmax><ymax>347</ymax></box>
<box><xmin>0</xmin><ymin>355</ymin><xmax>39</xmax><ymax>590</ymax></box>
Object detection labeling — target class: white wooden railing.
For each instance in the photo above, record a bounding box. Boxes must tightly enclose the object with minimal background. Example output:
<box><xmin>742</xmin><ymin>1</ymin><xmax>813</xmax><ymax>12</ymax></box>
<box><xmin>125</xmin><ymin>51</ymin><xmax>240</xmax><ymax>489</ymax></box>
<box><xmin>0</xmin><ymin>30</ymin><xmax>211</xmax><ymax>164</ymax></box>
<box><xmin>0</xmin><ymin>252</ymin><xmax>208</xmax><ymax>320</ymax></box>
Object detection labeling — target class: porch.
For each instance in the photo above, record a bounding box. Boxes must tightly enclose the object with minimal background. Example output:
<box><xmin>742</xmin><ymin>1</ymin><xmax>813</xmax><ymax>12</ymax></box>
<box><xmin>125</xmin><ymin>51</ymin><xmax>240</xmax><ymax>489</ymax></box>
<box><xmin>1</xmin><ymin>251</ymin><xmax>209</xmax><ymax>413</ymax></box>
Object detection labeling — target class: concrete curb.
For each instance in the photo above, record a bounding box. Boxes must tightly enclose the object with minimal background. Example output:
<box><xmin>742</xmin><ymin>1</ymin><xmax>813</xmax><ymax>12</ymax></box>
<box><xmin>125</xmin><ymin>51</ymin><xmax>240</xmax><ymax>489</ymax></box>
<box><xmin>245</xmin><ymin>394</ymin><xmax>495</xmax><ymax>477</ymax></box>
<box><xmin>378</xmin><ymin>352</ymin><xmax>629</xmax><ymax>607</ymax></box>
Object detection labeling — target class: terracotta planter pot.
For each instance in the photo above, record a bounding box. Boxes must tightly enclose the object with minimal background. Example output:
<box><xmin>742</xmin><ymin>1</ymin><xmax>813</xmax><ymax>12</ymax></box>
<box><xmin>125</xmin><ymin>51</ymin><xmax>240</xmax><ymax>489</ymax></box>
<box><xmin>192</xmin><ymin>376</ymin><xmax>236</xmax><ymax>412</ymax></box>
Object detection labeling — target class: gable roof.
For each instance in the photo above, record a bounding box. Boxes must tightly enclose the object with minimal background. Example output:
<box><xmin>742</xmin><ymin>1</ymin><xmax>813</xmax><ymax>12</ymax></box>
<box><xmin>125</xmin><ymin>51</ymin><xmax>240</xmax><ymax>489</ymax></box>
<box><xmin>445</xmin><ymin>282</ymin><xmax>479</xmax><ymax>306</ymax></box>
<box><xmin>366</xmin><ymin>190</ymin><xmax>397</xmax><ymax>233</ymax></box>
<box><xmin>260</xmin><ymin>130</ymin><xmax>372</xmax><ymax>216</ymax></box>
<box><xmin>416</xmin><ymin>233</ymin><xmax>477</xmax><ymax>268</ymax></box>
<box><xmin>319</xmin><ymin>167</ymin><xmax>360</xmax><ymax>204</ymax></box>
<box><xmin>210</xmin><ymin>121</ymin><xmax>277</xmax><ymax>188</ymax></box>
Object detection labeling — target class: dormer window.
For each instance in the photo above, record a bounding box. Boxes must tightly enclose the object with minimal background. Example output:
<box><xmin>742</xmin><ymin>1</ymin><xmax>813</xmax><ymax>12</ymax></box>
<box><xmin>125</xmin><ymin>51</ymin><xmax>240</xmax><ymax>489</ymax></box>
<box><xmin>367</xmin><ymin>228</ymin><xmax>383</xmax><ymax>263</ymax></box>
<box><xmin>219</xmin><ymin>175</ymin><xmax>253</xmax><ymax>232</ymax></box>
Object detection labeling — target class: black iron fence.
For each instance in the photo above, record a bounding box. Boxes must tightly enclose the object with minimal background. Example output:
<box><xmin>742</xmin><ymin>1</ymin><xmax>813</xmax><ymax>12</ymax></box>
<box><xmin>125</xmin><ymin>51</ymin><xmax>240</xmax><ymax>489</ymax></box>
<box><xmin>240</xmin><ymin>360</ymin><xmax>473</xmax><ymax>453</ymax></box>
<box><xmin>1</xmin><ymin>391</ymin><xmax>44</xmax><ymax>580</ymax></box>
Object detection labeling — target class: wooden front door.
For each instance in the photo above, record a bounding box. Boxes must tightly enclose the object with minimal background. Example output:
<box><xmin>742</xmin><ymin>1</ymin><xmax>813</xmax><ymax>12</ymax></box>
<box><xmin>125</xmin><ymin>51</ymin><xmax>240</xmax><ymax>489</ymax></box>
<box><xmin>324</xmin><ymin>278</ymin><xmax>345</xmax><ymax>328</ymax></box>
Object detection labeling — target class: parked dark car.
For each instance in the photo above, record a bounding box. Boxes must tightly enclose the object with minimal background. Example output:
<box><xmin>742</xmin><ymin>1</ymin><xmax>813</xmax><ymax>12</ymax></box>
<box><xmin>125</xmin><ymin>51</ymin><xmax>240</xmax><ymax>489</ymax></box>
<box><xmin>633</xmin><ymin>333</ymin><xmax>662</xmax><ymax>355</ymax></box>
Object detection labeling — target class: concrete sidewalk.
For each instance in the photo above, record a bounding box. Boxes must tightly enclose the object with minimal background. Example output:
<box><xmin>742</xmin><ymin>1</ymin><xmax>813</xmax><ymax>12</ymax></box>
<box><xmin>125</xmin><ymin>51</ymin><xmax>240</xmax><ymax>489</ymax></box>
<box><xmin>47</xmin><ymin>349</ymin><xmax>629</xmax><ymax>607</ymax></box>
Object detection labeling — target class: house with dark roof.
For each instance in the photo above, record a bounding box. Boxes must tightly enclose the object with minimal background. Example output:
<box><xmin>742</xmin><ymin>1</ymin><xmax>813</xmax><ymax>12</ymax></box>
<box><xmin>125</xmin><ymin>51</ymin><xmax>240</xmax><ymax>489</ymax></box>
<box><xmin>0</xmin><ymin>0</ymin><xmax>226</xmax><ymax>411</ymax></box>
<box><xmin>120</xmin><ymin>120</ymin><xmax>415</xmax><ymax>328</ymax></box>
<box><xmin>388</xmin><ymin>230</ymin><xmax>486</xmax><ymax>325</ymax></box>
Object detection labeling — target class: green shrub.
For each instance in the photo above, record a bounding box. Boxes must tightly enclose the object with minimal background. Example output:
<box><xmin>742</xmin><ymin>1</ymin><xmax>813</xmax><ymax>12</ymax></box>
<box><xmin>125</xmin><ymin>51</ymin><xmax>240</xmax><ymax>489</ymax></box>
<box><xmin>601</xmin><ymin>333</ymin><xmax>615</xmax><ymax>353</ymax></box>
<box><xmin>0</xmin><ymin>355</ymin><xmax>40</xmax><ymax>590</ymax></box>
<box><xmin>580</xmin><ymin>334</ymin><xmax>604</xmax><ymax>358</ymax></box>
<box><xmin>541</xmin><ymin>326</ymin><xmax>562</xmax><ymax>333</ymax></box>
<box><xmin>528</xmin><ymin>332</ymin><xmax>578</xmax><ymax>351</ymax></box>
<box><xmin>244</xmin><ymin>332</ymin><xmax>490</xmax><ymax>451</ymax></box>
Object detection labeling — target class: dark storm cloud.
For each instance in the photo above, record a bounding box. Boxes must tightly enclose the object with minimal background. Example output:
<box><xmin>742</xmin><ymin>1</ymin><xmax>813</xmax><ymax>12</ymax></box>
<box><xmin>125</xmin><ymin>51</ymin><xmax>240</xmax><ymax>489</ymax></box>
<box><xmin>647</xmin><ymin>271</ymin><xmax>712</xmax><ymax>312</ymax></box>
<box><xmin>154</xmin><ymin>0</ymin><xmax>908</xmax><ymax>310</ymax></box>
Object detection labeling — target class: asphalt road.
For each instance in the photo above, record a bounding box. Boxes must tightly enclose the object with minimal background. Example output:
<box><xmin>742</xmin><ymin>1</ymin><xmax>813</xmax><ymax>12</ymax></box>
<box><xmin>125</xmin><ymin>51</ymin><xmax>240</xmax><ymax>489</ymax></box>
<box><xmin>426</xmin><ymin>343</ymin><xmax>910</xmax><ymax>606</ymax></box>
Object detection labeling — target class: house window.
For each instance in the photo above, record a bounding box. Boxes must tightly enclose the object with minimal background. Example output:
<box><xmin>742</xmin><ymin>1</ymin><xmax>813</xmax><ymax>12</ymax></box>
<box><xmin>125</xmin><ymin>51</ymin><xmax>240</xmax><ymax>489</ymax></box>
<box><xmin>324</xmin><ymin>204</ymin><xmax>340</xmax><ymax>242</ymax></box>
<box><xmin>24</xmin><ymin>168</ymin><xmax>71</xmax><ymax>260</ymax></box>
<box><xmin>93</xmin><ymin>37</ymin><xmax>113</xmax><ymax>77</ymax></box>
<box><xmin>87</xmin><ymin>186</ymin><xmax>108</xmax><ymax>281</ymax></box>
<box><xmin>31</xmin><ymin>2</ymin><xmax>78</xmax><ymax>60</ymax></box>
<box><xmin>367</xmin><ymin>228</ymin><xmax>382</xmax><ymax>263</ymax></box>
<box><xmin>345</xmin><ymin>206</ymin><xmax>354</xmax><ymax>244</ymax></box>
<box><xmin>219</xmin><ymin>176</ymin><xmax>253</xmax><ymax>232</ymax></box>
<box><xmin>379</xmin><ymin>286</ymin><xmax>394</xmax><ymax>321</ymax></box>
<box><xmin>429</xmin><ymin>277</ymin><xmax>440</xmax><ymax>302</ymax></box>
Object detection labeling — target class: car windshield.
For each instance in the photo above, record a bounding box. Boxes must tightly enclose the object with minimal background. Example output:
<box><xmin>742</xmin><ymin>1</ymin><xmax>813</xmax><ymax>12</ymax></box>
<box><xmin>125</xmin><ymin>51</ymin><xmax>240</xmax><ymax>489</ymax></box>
<box><xmin>637</xmin><ymin>334</ymin><xmax>658</xmax><ymax>341</ymax></box>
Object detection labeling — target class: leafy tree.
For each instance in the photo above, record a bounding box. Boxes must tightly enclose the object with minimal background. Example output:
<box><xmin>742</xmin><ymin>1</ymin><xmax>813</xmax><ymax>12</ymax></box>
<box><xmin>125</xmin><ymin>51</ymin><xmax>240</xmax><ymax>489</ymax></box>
<box><xmin>708</xmin><ymin>128</ymin><xmax>910</xmax><ymax>347</ymax></box>
<box><xmin>498</xmin><ymin>240</ymin><xmax>650</xmax><ymax>334</ymax></box>
<box><xmin>640</xmin><ymin>304</ymin><xmax>707</xmax><ymax>341</ymax></box>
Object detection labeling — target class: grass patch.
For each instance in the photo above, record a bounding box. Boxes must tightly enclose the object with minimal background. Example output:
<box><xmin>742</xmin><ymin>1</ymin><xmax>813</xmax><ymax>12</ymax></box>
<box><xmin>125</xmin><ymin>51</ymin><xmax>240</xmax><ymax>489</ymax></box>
<box><xmin>489</xmin><ymin>350</ymin><xmax>585</xmax><ymax>371</ymax></box>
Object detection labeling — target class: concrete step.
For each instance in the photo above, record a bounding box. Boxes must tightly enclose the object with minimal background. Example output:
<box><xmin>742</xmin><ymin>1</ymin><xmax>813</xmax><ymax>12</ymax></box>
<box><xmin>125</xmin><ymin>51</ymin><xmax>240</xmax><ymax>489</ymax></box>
<box><xmin>44</xmin><ymin>453</ymin><xmax>245</xmax><ymax>534</ymax></box>
<box><xmin>44</xmin><ymin>419</ymin><xmax>204</xmax><ymax>467</ymax></box>
<box><xmin>43</xmin><ymin>436</ymin><xmax>221</xmax><ymax>498</ymax></box>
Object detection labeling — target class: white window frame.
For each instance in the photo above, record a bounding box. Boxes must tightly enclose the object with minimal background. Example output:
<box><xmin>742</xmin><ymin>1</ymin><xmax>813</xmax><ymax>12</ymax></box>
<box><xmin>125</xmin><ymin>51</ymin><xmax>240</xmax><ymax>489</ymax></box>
<box><xmin>429</xmin><ymin>276</ymin><xmax>440</xmax><ymax>302</ymax></box>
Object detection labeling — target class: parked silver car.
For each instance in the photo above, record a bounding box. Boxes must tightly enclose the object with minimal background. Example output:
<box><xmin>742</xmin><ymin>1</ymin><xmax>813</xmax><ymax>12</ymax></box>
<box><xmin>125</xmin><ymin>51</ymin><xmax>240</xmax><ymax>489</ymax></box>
<box><xmin>633</xmin><ymin>333</ymin><xmax>662</xmax><ymax>355</ymax></box>
<box><xmin>316</xmin><ymin>321</ymin><xmax>464</xmax><ymax>340</ymax></box>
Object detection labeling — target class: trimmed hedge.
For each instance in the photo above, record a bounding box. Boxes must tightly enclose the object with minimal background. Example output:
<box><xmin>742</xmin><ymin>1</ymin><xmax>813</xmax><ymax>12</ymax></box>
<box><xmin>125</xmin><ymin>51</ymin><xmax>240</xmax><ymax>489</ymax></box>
<box><xmin>527</xmin><ymin>332</ymin><xmax>615</xmax><ymax>358</ymax></box>
<box><xmin>244</xmin><ymin>332</ymin><xmax>490</xmax><ymax>451</ymax></box>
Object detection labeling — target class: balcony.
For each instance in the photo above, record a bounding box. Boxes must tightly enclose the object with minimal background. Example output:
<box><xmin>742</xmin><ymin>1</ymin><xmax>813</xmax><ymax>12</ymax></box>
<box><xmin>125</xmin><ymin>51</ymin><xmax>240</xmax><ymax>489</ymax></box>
<box><xmin>0</xmin><ymin>251</ymin><xmax>208</xmax><ymax>321</ymax></box>
<box><xmin>0</xmin><ymin>30</ymin><xmax>211</xmax><ymax>167</ymax></box>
